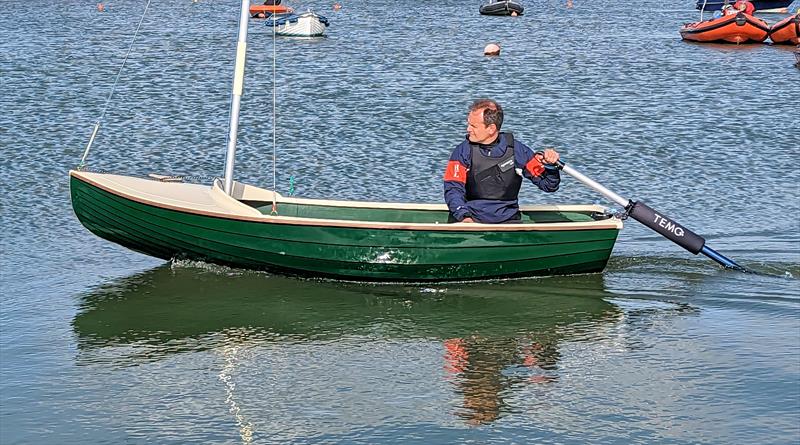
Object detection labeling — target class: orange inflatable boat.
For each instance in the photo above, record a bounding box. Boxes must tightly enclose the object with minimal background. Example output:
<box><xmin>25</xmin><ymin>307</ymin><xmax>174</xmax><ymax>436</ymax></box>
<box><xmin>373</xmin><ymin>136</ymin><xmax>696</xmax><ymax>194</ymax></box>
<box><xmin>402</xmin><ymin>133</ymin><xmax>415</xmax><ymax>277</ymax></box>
<box><xmin>769</xmin><ymin>12</ymin><xmax>800</xmax><ymax>44</ymax></box>
<box><xmin>680</xmin><ymin>12</ymin><xmax>770</xmax><ymax>43</ymax></box>
<box><xmin>249</xmin><ymin>4</ymin><xmax>293</xmax><ymax>17</ymax></box>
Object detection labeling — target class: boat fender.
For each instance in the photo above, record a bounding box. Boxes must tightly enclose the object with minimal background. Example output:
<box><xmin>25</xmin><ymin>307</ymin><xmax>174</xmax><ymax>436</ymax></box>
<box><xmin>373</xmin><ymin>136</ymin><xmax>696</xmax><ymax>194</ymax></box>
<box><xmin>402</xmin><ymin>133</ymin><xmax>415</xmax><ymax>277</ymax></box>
<box><xmin>625</xmin><ymin>201</ymin><xmax>706</xmax><ymax>254</ymax></box>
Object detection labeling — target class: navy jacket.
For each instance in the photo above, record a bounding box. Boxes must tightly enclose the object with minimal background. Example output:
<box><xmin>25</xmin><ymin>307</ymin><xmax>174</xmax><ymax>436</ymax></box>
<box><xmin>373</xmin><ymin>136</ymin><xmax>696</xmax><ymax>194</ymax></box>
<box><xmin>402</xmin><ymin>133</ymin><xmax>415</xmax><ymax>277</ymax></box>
<box><xmin>443</xmin><ymin>133</ymin><xmax>560</xmax><ymax>223</ymax></box>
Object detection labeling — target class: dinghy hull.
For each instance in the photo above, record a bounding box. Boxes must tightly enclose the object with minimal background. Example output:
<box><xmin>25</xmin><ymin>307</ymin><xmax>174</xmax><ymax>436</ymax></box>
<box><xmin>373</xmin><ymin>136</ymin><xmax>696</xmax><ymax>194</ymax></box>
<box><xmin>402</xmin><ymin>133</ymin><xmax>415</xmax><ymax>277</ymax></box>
<box><xmin>769</xmin><ymin>12</ymin><xmax>800</xmax><ymax>44</ymax></box>
<box><xmin>479</xmin><ymin>1</ymin><xmax>524</xmax><ymax>16</ymax></box>
<box><xmin>694</xmin><ymin>0</ymin><xmax>792</xmax><ymax>11</ymax></box>
<box><xmin>70</xmin><ymin>171</ymin><xmax>622</xmax><ymax>281</ymax></box>
<box><xmin>266</xmin><ymin>11</ymin><xmax>329</xmax><ymax>37</ymax></box>
<box><xmin>680</xmin><ymin>12</ymin><xmax>770</xmax><ymax>43</ymax></box>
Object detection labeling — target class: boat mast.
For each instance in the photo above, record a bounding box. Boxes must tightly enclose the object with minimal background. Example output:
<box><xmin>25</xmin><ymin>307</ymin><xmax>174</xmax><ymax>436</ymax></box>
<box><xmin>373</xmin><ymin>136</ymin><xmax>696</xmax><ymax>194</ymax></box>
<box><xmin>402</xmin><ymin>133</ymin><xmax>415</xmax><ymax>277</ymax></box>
<box><xmin>223</xmin><ymin>0</ymin><xmax>252</xmax><ymax>195</ymax></box>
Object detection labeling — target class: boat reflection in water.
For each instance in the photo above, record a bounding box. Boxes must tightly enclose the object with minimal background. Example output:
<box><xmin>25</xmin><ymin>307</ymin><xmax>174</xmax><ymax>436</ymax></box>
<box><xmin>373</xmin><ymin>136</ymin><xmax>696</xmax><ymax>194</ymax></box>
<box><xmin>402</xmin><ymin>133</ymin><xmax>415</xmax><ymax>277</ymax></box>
<box><xmin>73</xmin><ymin>264</ymin><xmax>624</xmax><ymax>426</ymax></box>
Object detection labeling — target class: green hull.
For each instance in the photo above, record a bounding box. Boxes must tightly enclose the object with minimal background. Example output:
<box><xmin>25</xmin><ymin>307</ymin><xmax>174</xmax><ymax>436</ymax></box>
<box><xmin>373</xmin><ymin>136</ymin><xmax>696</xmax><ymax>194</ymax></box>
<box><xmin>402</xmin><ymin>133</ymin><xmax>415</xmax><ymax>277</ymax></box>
<box><xmin>70</xmin><ymin>172</ymin><xmax>621</xmax><ymax>281</ymax></box>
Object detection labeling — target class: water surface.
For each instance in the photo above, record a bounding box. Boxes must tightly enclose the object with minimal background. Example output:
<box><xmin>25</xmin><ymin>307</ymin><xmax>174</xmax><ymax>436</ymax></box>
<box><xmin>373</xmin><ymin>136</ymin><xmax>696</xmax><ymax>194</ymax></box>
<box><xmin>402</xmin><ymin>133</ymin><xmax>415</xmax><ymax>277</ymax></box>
<box><xmin>1</xmin><ymin>0</ymin><xmax>798</xmax><ymax>443</ymax></box>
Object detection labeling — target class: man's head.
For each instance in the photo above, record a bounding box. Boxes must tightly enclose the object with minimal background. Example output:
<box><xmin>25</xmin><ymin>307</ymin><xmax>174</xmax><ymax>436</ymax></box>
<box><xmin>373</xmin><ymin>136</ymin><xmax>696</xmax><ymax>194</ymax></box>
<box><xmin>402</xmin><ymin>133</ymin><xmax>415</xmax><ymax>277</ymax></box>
<box><xmin>467</xmin><ymin>99</ymin><xmax>503</xmax><ymax>144</ymax></box>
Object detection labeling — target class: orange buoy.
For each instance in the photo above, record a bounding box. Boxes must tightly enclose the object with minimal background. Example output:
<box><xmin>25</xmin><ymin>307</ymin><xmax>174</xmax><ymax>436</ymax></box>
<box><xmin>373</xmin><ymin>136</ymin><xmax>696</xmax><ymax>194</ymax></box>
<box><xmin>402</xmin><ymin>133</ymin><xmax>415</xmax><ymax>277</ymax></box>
<box><xmin>333</xmin><ymin>2</ymin><xmax>342</xmax><ymax>10</ymax></box>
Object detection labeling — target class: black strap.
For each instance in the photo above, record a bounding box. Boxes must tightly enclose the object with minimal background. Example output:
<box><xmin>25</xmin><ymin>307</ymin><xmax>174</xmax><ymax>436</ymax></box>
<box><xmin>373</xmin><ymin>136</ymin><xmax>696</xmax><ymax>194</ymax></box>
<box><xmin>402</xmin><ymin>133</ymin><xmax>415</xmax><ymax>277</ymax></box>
<box><xmin>505</xmin><ymin>132</ymin><xmax>514</xmax><ymax>150</ymax></box>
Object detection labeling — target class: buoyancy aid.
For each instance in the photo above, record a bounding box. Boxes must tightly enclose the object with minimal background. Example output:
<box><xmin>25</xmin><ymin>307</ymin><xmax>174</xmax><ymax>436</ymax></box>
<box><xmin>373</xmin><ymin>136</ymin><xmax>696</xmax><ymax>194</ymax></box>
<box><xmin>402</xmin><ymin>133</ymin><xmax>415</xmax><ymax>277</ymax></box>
<box><xmin>465</xmin><ymin>132</ymin><xmax>522</xmax><ymax>201</ymax></box>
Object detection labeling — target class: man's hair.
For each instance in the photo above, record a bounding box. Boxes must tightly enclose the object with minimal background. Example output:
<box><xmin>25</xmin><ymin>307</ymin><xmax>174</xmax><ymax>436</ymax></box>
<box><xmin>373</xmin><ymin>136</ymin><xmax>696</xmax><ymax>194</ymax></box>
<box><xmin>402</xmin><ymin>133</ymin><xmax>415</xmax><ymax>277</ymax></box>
<box><xmin>469</xmin><ymin>99</ymin><xmax>503</xmax><ymax>130</ymax></box>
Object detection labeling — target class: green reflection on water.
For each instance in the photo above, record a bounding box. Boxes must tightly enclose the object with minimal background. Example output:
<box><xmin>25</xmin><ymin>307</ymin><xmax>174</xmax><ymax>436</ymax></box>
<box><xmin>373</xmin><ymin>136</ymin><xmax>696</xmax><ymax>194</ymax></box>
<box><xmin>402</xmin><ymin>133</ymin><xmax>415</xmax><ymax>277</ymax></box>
<box><xmin>73</xmin><ymin>265</ymin><xmax>623</xmax><ymax>348</ymax></box>
<box><xmin>72</xmin><ymin>265</ymin><xmax>625</xmax><ymax>426</ymax></box>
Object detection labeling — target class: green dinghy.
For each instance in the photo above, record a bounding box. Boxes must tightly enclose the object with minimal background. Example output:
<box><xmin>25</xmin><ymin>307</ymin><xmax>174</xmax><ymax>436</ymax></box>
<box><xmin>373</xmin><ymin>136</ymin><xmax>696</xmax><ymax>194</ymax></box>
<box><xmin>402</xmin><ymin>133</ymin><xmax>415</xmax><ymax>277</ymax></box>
<box><xmin>70</xmin><ymin>170</ymin><xmax>622</xmax><ymax>281</ymax></box>
<box><xmin>68</xmin><ymin>0</ymin><xmax>624</xmax><ymax>282</ymax></box>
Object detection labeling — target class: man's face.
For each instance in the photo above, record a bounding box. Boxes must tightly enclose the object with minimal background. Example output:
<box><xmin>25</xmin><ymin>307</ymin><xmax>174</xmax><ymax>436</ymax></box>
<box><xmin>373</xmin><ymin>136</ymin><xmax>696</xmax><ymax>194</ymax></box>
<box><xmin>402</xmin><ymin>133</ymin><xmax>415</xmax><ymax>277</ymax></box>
<box><xmin>466</xmin><ymin>109</ymin><xmax>497</xmax><ymax>144</ymax></box>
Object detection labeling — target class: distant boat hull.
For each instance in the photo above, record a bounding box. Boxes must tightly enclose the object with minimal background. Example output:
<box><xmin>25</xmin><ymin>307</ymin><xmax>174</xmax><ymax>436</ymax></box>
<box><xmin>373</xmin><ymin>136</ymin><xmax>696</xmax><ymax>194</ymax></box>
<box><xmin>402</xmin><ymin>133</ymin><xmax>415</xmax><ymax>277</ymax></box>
<box><xmin>695</xmin><ymin>0</ymin><xmax>792</xmax><ymax>11</ymax></box>
<box><xmin>479</xmin><ymin>1</ymin><xmax>524</xmax><ymax>16</ymax></box>
<box><xmin>680</xmin><ymin>12</ymin><xmax>770</xmax><ymax>43</ymax></box>
<box><xmin>267</xmin><ymin>11</ymin><xmax>329</xmax><ymax>37</ymax></box>
<box><xmin>769</xmin><ymin>12</ymin><xmax>800</xmax><ymax>43</ymax></box>
<box><xmin>249</xmin><ymin>4</ymin><xmax>292</xmax><ymax>17</ymax></box>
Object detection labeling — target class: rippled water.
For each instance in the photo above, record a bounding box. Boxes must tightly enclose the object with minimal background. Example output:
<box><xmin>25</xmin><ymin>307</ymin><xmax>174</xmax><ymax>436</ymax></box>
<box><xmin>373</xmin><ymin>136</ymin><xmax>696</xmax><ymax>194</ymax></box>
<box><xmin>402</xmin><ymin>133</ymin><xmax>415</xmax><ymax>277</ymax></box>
<box><xmin>1</xmin><ymin>0</ymin><xmax>799</xmax><ymax>443</ymax></box>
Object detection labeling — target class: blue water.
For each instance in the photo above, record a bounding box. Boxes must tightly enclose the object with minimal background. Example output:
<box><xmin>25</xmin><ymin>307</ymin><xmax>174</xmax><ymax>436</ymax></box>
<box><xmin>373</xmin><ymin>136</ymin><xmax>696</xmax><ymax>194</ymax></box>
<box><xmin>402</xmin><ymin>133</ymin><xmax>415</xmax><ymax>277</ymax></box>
<box><xmin>1</xmin><ymin>0</ymin><xmax>799</xmax><ymax>443</ymax></box>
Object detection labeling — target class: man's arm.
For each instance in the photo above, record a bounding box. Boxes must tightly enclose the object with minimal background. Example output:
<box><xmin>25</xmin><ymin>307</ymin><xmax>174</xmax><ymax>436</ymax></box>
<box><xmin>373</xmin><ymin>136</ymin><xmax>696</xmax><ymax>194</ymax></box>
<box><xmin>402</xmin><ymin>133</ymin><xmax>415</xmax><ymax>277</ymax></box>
<box><xmin>516</xmin><ymin>144</ymin><xmax>561</xmax><ymax>192</ymax></box>
<box><xmin>443</xmin><ymin>145</ymin><xmax>472</xmax><ymax>221</ymax></box>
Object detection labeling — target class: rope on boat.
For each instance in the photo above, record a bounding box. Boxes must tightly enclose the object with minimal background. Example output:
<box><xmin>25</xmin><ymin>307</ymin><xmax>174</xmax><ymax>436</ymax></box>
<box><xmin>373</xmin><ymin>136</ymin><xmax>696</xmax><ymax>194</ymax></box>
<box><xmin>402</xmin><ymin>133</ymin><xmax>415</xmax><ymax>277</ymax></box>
<box><xmin>78</xmin><ymin>0</ymin><xmax>153</xmax><ymax>170</ymax></box>
<box><xmin>271</xmin><ymin>6</ymin><xmax>279</xmax><ymax>215</ymax></box>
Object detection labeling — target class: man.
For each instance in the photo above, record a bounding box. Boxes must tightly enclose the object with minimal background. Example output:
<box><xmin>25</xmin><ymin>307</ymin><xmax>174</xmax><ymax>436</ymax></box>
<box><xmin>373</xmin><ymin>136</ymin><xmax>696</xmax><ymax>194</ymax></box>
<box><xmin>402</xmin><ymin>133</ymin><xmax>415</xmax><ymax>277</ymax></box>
<box><xmin>443</xmin><ymin>99</ymin><xmax>560</xmax><ymax>224</ymax></box>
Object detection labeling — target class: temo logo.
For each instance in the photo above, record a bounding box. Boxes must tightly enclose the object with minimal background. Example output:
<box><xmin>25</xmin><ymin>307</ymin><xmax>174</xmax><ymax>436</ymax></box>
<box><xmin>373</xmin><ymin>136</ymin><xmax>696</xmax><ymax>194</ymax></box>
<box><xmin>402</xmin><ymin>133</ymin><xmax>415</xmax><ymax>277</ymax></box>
<box><xmin>653</xmin><ymin>214</ymin><xmax>685</xmax><ymax>237</ymax></box>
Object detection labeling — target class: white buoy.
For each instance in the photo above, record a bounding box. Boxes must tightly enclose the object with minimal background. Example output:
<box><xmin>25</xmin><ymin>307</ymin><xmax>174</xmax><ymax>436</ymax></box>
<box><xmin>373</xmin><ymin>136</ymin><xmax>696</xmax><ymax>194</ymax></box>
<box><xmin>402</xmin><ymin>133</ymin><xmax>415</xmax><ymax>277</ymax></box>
<box><xmin>483</xmin><ymin>43</ymin><xmax>501</xmax><ymax>56</ymax></box>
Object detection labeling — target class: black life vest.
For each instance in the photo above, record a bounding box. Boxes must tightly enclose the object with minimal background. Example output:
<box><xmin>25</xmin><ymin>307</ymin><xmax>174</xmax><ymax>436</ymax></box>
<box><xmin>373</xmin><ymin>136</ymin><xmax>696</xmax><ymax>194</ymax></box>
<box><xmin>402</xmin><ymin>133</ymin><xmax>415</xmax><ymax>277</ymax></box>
<box><xmin>465</xmin><ymin>132</ymin><xmax>522</xmax><ymax>201</ymax></box>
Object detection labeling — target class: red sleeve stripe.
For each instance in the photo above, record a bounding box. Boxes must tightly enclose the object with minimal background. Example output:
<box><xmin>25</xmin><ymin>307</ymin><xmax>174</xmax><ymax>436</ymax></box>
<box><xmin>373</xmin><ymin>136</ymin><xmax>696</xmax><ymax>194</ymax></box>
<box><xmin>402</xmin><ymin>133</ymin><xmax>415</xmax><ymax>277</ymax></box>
<box><xmin>444</xmin><ymin>160</ymin><xmax>468</xmax><ymax>184</ymax></box>
<box><xmin>525</xmin><ymin>156</ymin><xmax>545</xmax><ymax>177</ymax></box>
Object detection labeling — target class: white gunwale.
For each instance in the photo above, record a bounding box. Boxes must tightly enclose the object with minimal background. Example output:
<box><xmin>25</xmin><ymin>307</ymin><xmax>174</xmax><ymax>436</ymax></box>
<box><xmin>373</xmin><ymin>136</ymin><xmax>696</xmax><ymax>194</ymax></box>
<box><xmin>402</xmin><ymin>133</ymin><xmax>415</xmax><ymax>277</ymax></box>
<box><xmin>71</xmin><ymin>170</ymin><xmax>623</xmax><ymax>232</ymax></box>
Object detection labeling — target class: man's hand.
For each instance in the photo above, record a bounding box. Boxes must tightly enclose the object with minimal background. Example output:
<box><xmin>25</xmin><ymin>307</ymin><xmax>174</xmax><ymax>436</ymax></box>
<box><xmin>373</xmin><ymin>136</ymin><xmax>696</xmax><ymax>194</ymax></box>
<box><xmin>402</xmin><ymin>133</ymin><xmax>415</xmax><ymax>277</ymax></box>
<box><xmin>539</xmin><ymin>148</ymin><xmax>560</xmax><ymax>165</ymax></box>
<box><xmin>460</xmin><ymin>217</ymin><xmax>475</xmax><ymax>223</ymax></box>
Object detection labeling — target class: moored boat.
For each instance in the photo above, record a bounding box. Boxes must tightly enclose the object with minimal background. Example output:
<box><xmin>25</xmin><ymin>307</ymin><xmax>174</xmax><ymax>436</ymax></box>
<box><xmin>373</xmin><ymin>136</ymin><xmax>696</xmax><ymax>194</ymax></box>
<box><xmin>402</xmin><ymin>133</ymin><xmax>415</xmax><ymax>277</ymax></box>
<box><xmin>695</xmin><ymin>0</ymin><xmax>792</xmax><ymax>12</ymax></box>
<box><xmin>768</xmin><ymin>12</ymin><xmax>800</xmax><ymax>43</ymax></box>
<box><xmin>680</xmin><ymin>12</ymin><xmax>770</xmax><ymax>43</ymax></box>
<box><xmin>266</xmin><ymin>10</ymin><xmax>329</xmax><ymax>37</ymax></box>
<box><xmin>249</xmin><ymin>3</ymin><xmax>292</xmax><ymax>18</ymax></box>
<box><xmin>69</xmin><ymin>171</ymin><xmax>622</xmax><ymax>281</ymax></box>
<box><xmin>479</xmin><ymin>0</ymin><xmax>524</xmax><ymax>16</ymax></box>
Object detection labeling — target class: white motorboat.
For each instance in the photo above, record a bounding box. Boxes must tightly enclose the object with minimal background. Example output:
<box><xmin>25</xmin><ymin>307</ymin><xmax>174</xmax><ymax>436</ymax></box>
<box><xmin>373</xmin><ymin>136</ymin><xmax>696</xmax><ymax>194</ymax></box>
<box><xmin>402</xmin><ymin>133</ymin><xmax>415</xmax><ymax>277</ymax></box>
<box><xmin>266</xmin><ymin>10</ymin><xmax>329</xmax><ymax>37</ymax></box>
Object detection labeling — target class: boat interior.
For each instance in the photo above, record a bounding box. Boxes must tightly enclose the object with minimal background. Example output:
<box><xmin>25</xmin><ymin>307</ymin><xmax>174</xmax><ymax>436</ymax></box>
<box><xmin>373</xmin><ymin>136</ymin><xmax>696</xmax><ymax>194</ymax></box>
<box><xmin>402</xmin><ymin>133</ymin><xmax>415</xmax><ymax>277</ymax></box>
<box><xmin>229</xmin><ymin>177</ymin><xmax>615</xmax><ymax>224</ymax></box>
<box><xmin>71</xmin><ymin>171</ymin><xmax>618</xmax><ymax>227</ymax></box>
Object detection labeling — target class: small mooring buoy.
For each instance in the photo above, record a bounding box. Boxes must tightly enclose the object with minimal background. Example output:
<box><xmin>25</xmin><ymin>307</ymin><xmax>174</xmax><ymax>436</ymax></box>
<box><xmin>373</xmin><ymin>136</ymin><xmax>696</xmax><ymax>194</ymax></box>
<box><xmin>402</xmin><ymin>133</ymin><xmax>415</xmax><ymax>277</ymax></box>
<box><xmin>483</xmin><ymin>43</ymin><xmax>501</xmax><ymax>56</ymax></box>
